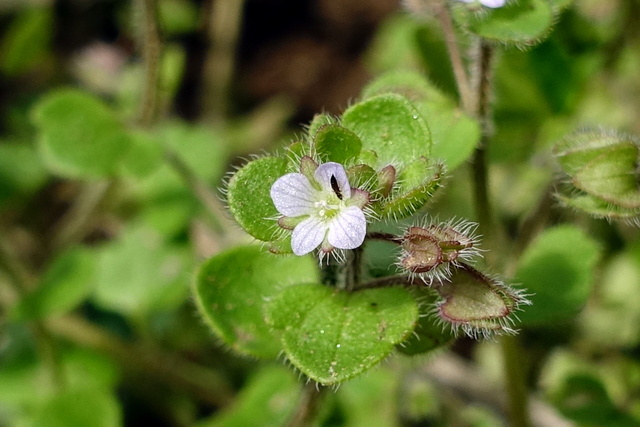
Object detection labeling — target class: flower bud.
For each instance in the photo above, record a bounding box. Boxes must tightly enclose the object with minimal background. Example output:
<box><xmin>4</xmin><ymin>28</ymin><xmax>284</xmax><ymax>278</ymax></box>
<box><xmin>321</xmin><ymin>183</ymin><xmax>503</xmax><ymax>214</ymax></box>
<box><xmin>434</xmin><ymin>264</ymin><xmax>530</xmax><ymax>338</ymax></box>
<box><xmin>554</xmin><ymin>130</ymin><xmax>640</xmax><ymax>224</ymax></box>
<box><xmin>399</xmin><ymin>219</ymin><xmax>481</xmax><ymax>282</ymax></box>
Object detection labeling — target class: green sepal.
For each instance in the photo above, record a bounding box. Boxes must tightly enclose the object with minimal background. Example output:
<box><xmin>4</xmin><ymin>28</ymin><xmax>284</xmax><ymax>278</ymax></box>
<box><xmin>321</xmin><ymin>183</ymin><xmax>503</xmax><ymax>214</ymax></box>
<box><xmin>307</xmin><ymin>113</ymin><xmax>335</xmax><ymax>141</ymax></box>
<box><xmin>194</xmin><ymin>245</ymin><xmax>318</xmax><ymax>358</ymax></box>
<box><xmin>347</xmin><ymin>164</ymin><xmax>378</xmax><ymax>193</ymax></box>
<box><xmin>453</xmin><ymin>0</ymin><xmax>556</xmax><ymax>47</ymax></box>
<box><xmin>342</xmin><ymin>93</ymin><xmax>431</xmax><ymax>167</ymax></box>
<box><xmin>554</xmin><ymin>130</ymin><xmax>636</xmax><ymax>176</ymax></box>
<box><xmin>558</xmin><ymin>194</ymin><xmax>640</xmax><ymax>221</ymax></box>
<box><xmin>379</xmin><ymin>160</ymin><xmax>444</xmax><ymax>220</ymax></box>
<box><xmin>266</xmin><ymin>283</ymin><xmax>418</xmax><ymax>385</ymax></box>
<box><xmin>573</xmin><ymin>143</ymin><xmax>640</xmax><ymax>209</ymax></box>
<box><xmin>314</xmin><ymin>124</ymin><xmax>363</xmax><ymax>164</ymax></box>
<box><xmin>226</xmin><ymin>156</ymin><xmax>289</xmax><ymax>242</ymax></box>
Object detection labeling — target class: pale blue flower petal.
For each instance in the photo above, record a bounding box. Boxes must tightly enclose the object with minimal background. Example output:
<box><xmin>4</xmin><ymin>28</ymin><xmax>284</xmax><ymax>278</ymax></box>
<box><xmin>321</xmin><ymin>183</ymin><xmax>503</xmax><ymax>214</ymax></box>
<box><xmin>291</xmin><ymin>217</ymin><xmax>327</xmax><ymax>255</ymax></box>
<box><xmin>270</xmin><ymin>173</ymin><xmax>316</xmax><ymax>217</ymax></box>
<box><xmin>314</xmin><ymin>162</ymin><xmax>351</xmax><ymax>199</ymax></box>
<box><xmin>458</xmin><ymin>0</ymin><xmax>505</xmax><ymax>7</ymax></box>
<box><xmin>327</xmin><ymin>206</ymin><xmax>366</xmax><ymax>250</ymax></box>
<box><xmin>481</xmin><ymin>0</ymin><xmax>505</xmax><ymax>7</ymax></box>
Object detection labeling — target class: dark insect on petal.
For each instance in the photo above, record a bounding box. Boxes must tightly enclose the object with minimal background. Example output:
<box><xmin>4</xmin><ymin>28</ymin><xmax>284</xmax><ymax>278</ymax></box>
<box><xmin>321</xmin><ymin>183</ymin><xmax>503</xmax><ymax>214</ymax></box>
<box><xmin>330</xmin><ymin>175</ymin><xmax>343</xmax><ymax>200</ymax></box>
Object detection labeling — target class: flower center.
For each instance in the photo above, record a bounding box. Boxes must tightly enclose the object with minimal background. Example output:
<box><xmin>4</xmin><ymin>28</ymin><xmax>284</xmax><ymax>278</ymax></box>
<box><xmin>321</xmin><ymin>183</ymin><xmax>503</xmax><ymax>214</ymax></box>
<box><xmin>314</xmin><ymin>198</ymin><xmax>341</xmax><ymax>219</ymax></box>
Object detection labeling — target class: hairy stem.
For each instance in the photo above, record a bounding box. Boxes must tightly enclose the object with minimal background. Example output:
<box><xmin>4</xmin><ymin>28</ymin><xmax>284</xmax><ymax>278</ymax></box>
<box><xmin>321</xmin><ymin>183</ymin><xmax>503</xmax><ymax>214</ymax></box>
<box><xmin>471</xmin><ymin>40</ymin><xmax>495</xmax><ymax>239</ymax></box>
<box><xmin>286</xmin><ymin>381</ymin><xmax>326</xmax><ymax>427</ymax></box>
<box><xmin>437</xmin><ymin>3</ymin><xmax>474</xmax><ymax>114</ymax></box>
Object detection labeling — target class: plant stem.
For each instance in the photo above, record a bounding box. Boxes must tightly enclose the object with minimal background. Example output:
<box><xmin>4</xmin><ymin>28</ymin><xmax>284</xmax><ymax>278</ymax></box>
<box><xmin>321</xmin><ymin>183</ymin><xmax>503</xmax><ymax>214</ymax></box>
<box><xmin>0</xmin><ymin>239</ymin><xmax>65</xmax><ymax>391</ymax></box>
<box><xmin>471</xmin><ymin>40</ymin><xmax>495</xmax><ymax>239</ymax></box>
<box><xmin>50</xmin><ymin>181</ymin><xmax>112</xmax><ymax>253</ymax></box>
<box><xmin>286</xmin><ymin>381</ymin><xmax>326</xmax><ymax>427</ymax></box>
<box><xmin>501</xmin><ymin>335</ymin><xmax>531</xmax><ymax>427</ymax></box>
<box><xmin>137</xmin><ymin>0</ymin><xmax>161</xmax><ymax>127</ymax></box>
<box><xmin>345</xmin><ymin>246</ymin><xmax>363</xmax><ymax>291</ymax></box>
<box><xmin>164</xmin><ymin>149</ymin><xmax>228</xmax><ymax>236</ymax></box>
<box><xmin>466</xmin><ymin>39</ymin><xmax>533</xmax><ymax>427</ymax></box>
<box><xmin>203</xmin><ymin>0</ymin><xmax>246</xmax><ymax>121</ymax></box>
<box><xmin>46</xmin><ymin>314</ymin><xmax>234</xmax><ymax>407</ymax></box>
<box><xmin>437</xmin><ymin>3</ymin><xmax>474</xmax><ymax>114</ymax></box>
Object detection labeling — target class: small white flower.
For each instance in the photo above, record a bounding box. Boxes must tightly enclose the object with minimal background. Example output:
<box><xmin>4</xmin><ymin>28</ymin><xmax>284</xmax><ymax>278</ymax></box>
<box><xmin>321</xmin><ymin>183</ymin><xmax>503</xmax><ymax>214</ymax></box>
<box><xmin>459</xmin><ymin>0</ymin><xmax>506</xmax><ymax>8</ymax></box>
<box><xmin>270</xmin><ymin>159</ymin><xmax>369</xmax><ymax>256</ymax></box>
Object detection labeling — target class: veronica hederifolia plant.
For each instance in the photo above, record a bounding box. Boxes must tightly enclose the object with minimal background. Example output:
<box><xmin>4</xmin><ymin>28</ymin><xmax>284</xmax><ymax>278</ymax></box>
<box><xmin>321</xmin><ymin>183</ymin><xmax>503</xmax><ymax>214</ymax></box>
<box><xmin>194</xmin><ymin>69</ymin><xmax>531</xmax><ymax>387</ymax></box>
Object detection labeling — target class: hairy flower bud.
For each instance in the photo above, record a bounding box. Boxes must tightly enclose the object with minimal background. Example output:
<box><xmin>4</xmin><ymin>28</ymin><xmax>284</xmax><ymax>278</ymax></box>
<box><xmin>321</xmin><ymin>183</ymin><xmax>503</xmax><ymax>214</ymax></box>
<box><xmin>399</xmin><ymin>219</ymin><xmax>481</xmax><ymax>282</ymax></box>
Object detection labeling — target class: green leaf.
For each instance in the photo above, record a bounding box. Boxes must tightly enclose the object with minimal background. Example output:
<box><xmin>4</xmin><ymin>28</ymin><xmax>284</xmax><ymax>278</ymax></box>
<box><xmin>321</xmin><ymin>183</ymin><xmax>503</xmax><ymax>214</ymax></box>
<box><xmin>0</xmin><ymin>141</ymin><xmax>47</xmax><ymax>206</ymax></box>
<box><xmin>226</xmin><ymin>156</ymin><xmax>289</xmax><ymax>241</ymax></box>
<box><xmin>159</xmin><ymin>120</ymin><xmax>228</xmax><ymax>182</ymax></box>
<box><xmin>93</xmin><ymin>226</ymin><xmax>191</xmax><ymax>315</ymax></box>
<box><xmin>266</xmin><ymin>284</ymin><xmax>418</xmax><ymax>385</ymax></box>
<box><xmin>194</xmin><ymin>245</ymin><xmax>318</xmax><ymax>358</ymax></box>
<box><xmin>0</xmin><ymin>7</ymin><xmax>52</xmax><ymax>76</ymax></box>
<box><xmin>454</xmin><ymin>0</ymin><xmax>555</xmax><ymax>46</ymax></box>
<box><xmin>553</xmin><ymin>374</ymin><xmax>640</xmax><ymax>427</ymax></box>
<box><xmin>314</xmin><ymin>125</ymin><xmax>362</xmax><ymax>164</ymax></box>
<box><xmin>397</xmin><ymin>288</ymin><xmax>455</xmax><ymax>356</ymax></box>
<box><xmin>158</xmin><ymin>0</ymin><xmax>199</xmax><ymax>35</ymax></box>
<box><xmin>363</xmin><ymin>70</ymin><xmax>479</xmax><ymax>171</ymax></box>
<box><xmin>515</xmin><ymin>225</ymin><xmax>600</xmax><ymax>326</ymax></box>
<box><xmin>341</xmin><ymin>94</ymin><xmax>431</xmax><ymax>167</ymax></box>
<box><xmin>32</xmin><ymin>89</ymin><xmax>131</xmax><ymax>178</ymax></box>
<box><xmin>117</xmin><ymin>130</ymin><xmax>163</xmax><ymax>178</ymax></box>
<box><xmin>337</xmin><ymin>365</ymin><xmax>401</xmax><ymax>427</ymax></box>
<box><xmin>12</xmin><ymin>248</ymin><xmax>95</xmax><ymax>320</ymax></box>
<box><xmin>27</xmin><ymin>388</ymin><xmax>121</xmax><ymax>427</ymax></box>
<box><xmin>194</xmin><ymin>366</ymin><xmax>298</xmax><ymax>427</ymax></box>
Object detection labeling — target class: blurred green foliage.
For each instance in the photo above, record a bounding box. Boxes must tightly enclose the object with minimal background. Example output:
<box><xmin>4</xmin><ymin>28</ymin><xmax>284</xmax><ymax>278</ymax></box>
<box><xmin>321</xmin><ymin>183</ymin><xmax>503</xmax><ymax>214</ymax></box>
<box><xmin>2</xmin><ymin>0</ymin><xmax>640</xmax><ymax>426</ymax></box>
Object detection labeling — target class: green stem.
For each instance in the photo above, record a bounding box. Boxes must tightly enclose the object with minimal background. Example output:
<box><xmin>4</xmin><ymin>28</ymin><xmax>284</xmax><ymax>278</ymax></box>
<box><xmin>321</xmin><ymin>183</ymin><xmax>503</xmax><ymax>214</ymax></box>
<box><xmin>50</xmin><ymin>181</ymin><xmax>112</xmax><ymax>253</ymax></box>
<box><xmin>0</xmin><ymin>239</ymin><xmax>65</xmax><ymax>391</ymax></box>
<box><xmin>285</xmin><ymin>381</ymin><xmax>326</xmax><ymax>427</ymax></box>
<box><xmin>471</xmin><ymin>40</ymin><xmax>495</xmax><ymax>239</ymax></box>
<box><xmin>346</xmin><ymin>246</ymin><xmax>364</xmax><ymax>291</ymax></box>
<box><xmin>501</xmin><ymin>335</ymin><xmax>531</xmax><ymax>427</ymax></box>
<box><xmin>46</xmin><ymin>315</ymin><xmax>234</xmax><ymax>407</ymax></box>
<box><xmin>164</xmin><ymin>149</ymin><xmax>228</xmax><ymax>236</ymax></box>
<box><xmin>137</xmin><ymin>0</ymin><xmax>161</xmax><ymax>127</ymax></box>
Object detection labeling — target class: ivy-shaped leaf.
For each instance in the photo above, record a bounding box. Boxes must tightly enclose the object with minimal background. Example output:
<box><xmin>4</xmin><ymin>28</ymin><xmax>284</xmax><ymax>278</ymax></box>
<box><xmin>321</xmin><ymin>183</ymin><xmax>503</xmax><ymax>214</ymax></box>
<box><xmin>32</xmin><ymin>89</ymin><xmax>132</xmax><ymax>178</ymax></box>
<box><xmin>194</xmin><ymin>245</ymin><xmax>318</xmax><ymax>358</ymax></box>
<box><xmin>266</xmin><ymin>284</ymin><xmax>418</xmax><ymax>385</ymax></box>
<box><xmin>341</xmin><ymin>93</ymin><xmax>431</xmax><ymax>167</ymax></box>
